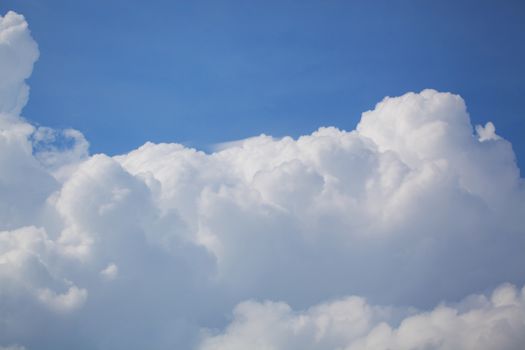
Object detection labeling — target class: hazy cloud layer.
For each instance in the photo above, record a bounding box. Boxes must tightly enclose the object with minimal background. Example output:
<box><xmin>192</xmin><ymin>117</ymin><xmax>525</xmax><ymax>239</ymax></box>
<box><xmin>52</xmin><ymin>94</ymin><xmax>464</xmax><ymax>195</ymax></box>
<box><xmin>1</xmin><ymin>11</ymin><xmax>524</xmax><ymax>349</ymax></box>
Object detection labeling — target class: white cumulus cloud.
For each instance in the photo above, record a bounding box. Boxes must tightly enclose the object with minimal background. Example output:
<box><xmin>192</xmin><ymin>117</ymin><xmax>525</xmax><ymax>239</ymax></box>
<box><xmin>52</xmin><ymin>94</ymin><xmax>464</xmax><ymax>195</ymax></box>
<box><xmin>199</xmin><ymin>283</ymin><xmax>525</xmax><ymax>350</ymax></box>
<box><xmin>0</xmin><ymin>10</ymin><xmax>524</xmax><ymax>350</ymax></box>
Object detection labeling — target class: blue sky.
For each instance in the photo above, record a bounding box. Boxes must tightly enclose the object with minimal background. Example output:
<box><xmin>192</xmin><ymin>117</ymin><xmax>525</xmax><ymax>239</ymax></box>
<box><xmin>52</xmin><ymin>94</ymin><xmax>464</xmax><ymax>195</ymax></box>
<box><xmin>2</xmin><ymin>0</ymin><xmax>524</xmax><ymax>165</ymax></box>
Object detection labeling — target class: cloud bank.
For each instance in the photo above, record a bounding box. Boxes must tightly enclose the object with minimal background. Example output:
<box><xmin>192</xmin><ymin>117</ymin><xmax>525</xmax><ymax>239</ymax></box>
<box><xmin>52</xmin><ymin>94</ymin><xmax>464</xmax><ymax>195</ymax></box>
<box><xmin>200</xmin><ymin>283</ymin><xmax>525</xmax><ymax>350</ymax></box>
<box><xmin>0</xmin><ymin>11</ymin><xmax>524</xmax><ymax>349</ymax></box>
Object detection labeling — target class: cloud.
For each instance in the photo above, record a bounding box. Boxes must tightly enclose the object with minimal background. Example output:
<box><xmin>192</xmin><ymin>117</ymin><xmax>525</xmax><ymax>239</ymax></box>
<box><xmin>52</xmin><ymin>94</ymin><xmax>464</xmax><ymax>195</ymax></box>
<box><xmin>36</xmin><ymin>286</ymin><xmax>87</xmax><ymax>314</ymax></box>
<box><xmin>0</xmin><ymin>11</ymin><xmax>38</xmax><ymax>115</ymax></box>
<box><xmin>0</xmin><ymin>346</ymin><xmax>26</xmax><ymax>350</ymax></box>
<box><xmin>0</xmin><ymin>10</ymin><xmax>524</xmax><ymax>350</ymax></box>
<box><xmin>100</xmin><ymin>262</ymin><xmax>118</xmax><ymax>281</ymax></box>
<box><xmin>199</xmin><ymin>283</ymin><xmax>525</xmax><ymax>350</ymax></box>
<box><xmin>476</xmin><ymin>121</ymin><xmax>500</xmax><ymax>142</ymax></box>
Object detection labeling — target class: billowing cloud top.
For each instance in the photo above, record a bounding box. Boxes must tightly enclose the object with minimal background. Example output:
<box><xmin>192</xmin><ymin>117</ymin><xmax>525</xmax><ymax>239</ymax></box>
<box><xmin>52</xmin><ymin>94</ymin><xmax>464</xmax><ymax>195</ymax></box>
<box><xmin>0</xmin><ymin>11</ymin><xmax>524</xmax><ymax>350</ymax></box>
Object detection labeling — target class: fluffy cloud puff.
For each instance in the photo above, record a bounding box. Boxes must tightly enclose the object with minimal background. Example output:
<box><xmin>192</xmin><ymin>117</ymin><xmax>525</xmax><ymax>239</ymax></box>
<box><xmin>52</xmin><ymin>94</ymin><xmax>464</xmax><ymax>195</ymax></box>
<box><xmin>0</xmin><ymin>11</ymin><xmax>524</xmax><ymax>350</ymax></box>
<box><xmin>0</xmin><ymin>11</ymin><xmax>38</xmax><ymax>115</ymax></box>
<box><xmin>200</xmin><ymin>283</ymin><xmax>525</xmax><ymax>350</ymax></box>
